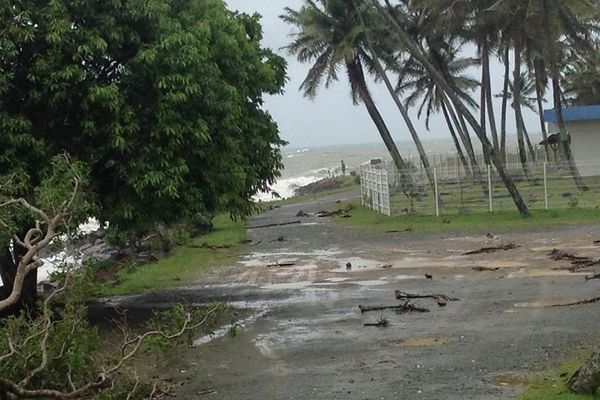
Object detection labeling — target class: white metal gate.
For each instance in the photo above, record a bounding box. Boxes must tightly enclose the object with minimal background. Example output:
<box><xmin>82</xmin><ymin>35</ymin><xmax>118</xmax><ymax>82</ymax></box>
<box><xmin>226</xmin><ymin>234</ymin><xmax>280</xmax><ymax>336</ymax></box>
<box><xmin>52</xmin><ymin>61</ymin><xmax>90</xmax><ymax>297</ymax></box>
<box><xmin>360</xmin><ymin>164</ymin><xmax>391</xmax><ymax>216</ymax></box>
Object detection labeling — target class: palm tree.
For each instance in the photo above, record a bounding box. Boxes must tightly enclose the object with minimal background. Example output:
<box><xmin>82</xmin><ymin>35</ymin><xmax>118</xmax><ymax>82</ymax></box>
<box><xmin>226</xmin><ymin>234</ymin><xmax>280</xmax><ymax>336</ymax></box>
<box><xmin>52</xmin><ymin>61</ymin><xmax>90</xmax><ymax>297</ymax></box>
<box><xmin>496</xmin><ymin>72</ymin><xmax>539</xmax><ymax>162</ymax></box>
<box><xmin>563</xmin><ymin>47</ymin><xmax>600</xmax><ymax>106</ymax></box>
<box><xmin>350</xmin><ymin>0</ymin><xmax>437</xmax><ymax>192</ymax></box>
<box><xmin>516</xmin><ymin>0</ymin><xmax>595</xmax><ymax>189</ymax></box>
<box><xmin>395</xmin><ymin>43</ymin><xmax>481</xmax><ymax>177</ymax></box>
<box><xmin>280</xmin><ymin>0</ymin><xmax>413</xmax><ymax>186</ymax></box>
<box><xmin>369</xmin><ymin>0</ymin><xmax>531</xmax><ymax>217</ymax></box>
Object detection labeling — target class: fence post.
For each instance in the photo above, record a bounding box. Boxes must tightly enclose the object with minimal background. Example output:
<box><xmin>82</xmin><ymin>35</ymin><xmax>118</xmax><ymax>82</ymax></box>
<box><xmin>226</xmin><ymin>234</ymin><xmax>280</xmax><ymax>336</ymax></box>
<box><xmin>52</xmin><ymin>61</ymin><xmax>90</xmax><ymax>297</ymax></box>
<box><xmin>434</xmin><ymin>167</ymin><xmax>440</xmax><ymax>217</ymax></box>
<box><xmin>543</xmin><ymin>162</ymin><xmax>548</xmax><ymax>210</ymax></box>
<box><xmin>488</xmin><ymin>164</ymin><xmax>493</xmax><ymax>213</ymax></box>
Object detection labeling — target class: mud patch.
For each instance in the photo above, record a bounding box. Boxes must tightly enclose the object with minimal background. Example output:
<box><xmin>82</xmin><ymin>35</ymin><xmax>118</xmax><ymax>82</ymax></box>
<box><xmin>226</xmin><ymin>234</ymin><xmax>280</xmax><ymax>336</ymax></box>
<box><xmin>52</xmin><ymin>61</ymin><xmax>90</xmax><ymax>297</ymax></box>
<box><xmin>493</xmin><ymin>373</ymin><xmax>532</xmax><ymax>387</ymax></box>
<box><xmin>397</xmin><ymin>337</ymin><xmax>449</xmax><ymax>348</ymax></box>
<box><xmin>507</xmin><ymin>268</ymin><xmax>588</xmax><ymax>279</ymax></box>
<box><xmin>514</xmin><ymin>299</ymin><xmax>581</xmax><ymax>308</ymax></box>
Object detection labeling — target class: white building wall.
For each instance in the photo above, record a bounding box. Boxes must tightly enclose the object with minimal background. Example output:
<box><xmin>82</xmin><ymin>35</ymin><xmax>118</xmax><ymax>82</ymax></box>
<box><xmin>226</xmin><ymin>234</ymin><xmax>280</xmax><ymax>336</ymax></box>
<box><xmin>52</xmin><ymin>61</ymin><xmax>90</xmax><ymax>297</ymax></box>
<box><xmin>548</xmin><ymin>120</ymin><xmax>600</xmax><ymax>176</ymax></box>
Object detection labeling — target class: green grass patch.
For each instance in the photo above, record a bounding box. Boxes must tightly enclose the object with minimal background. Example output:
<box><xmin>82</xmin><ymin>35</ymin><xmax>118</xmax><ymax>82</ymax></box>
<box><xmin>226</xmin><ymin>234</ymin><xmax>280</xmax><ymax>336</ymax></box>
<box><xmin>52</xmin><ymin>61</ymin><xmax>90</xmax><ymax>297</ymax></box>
<box><xmin>519</xmin><ymin>354</ymin><xmax>599</xmax><ymax>400</ymax></box>
<box><xmin>337</xmin><ymin>198</ymin><xmax>600</xmax><ymax>233</ymax></box>
<box><xmin>99</xmin><ymin>215</ymin><xmax>247</xmax><ymax>296</ymax></box>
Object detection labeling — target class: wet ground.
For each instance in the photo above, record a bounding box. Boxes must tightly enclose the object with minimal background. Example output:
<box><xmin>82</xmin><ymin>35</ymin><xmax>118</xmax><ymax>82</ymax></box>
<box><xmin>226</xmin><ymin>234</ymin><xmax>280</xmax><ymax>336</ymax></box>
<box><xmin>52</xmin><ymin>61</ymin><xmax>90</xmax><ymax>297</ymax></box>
<box><xmin>102</xmin><ymin>190</ymin><xmax>600</xmax><ymax>399</ymax></box>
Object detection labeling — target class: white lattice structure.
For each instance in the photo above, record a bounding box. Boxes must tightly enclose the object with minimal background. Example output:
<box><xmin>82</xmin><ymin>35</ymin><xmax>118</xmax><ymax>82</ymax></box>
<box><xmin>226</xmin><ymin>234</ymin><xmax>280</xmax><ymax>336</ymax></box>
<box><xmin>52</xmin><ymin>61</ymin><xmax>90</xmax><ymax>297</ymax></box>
<box><xmin>360</xmin><ymin>162</ymin><xmax>391</xmax><ymax>216</ymax></box>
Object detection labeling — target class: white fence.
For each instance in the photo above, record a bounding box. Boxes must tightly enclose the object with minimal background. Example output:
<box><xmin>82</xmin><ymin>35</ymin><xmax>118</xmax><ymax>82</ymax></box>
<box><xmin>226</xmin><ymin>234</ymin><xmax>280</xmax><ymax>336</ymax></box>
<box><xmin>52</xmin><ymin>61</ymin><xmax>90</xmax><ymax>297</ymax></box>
<box><xmin>360</xmin><ymin>163</ymin><xmax>391</xmax><ymax>216</ymax></box>
<box><xmin>360</xmin><ymin>159</ymin><xmax>600</xmax><ymax>217</ymax></box>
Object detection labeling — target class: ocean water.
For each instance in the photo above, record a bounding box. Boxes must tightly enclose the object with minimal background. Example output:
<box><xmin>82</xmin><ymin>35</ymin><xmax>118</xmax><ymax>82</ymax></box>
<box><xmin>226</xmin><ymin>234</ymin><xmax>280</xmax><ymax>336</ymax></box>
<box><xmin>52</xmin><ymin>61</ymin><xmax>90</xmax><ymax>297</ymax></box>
<box><xmin>257</xmin><ymin>135</ymin><xmax>540</xmax><ymax>201</ymax></box>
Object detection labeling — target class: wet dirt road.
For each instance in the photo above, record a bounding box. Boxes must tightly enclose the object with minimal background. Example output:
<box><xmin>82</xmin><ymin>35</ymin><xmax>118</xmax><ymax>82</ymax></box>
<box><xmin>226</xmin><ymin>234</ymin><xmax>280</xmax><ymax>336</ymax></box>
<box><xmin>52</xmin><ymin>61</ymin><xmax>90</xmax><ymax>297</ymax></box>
<box><xmin>106</xmin><ymin>191</ymin><xmax>600</xmax><ymax>399</ymax></box>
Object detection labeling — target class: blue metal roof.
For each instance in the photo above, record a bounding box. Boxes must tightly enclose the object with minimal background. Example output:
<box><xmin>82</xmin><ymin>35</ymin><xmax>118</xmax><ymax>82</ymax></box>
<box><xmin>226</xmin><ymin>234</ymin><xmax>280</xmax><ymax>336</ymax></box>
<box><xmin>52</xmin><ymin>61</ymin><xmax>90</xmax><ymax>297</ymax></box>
<box><xmin>544</xmin><ymin>104</ymin><xmax>600</xmax><ymax>123</ymax></box>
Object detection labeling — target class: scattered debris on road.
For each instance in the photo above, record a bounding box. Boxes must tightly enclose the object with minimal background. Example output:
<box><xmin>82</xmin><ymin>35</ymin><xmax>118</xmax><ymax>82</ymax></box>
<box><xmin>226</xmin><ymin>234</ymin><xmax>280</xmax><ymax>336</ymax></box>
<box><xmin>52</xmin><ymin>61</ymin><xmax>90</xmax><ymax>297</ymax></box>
<box><xmin>552</xmin><ymin>297</ymin><xmax>600</xmax><ymax>307</ymax></box>
<box><xmin>364</xmin><ymin>315</ymin><xmax>390</xmax><ymax>328</ymax></box>
<box><xmin>548</xmin><ymin>249</ymin><xmax>600</xmax><ymax>271</ymax></box>
<box><xmin>472</xmin><ymin>266</ymin><xmax>501</xmax><ymax>272</ymax></box>
<box><xmin>359</xmin><ymin>302</ymin><xmax>430</xmax><ymax>314</ymax></box>
<box><xmin>316</xmin><ymin>205</ymin><xmax>353</xmax><ymax>218</ymax></box>
<box><xmin>248</xmin><ymin>220</ymin><xmax>302</xmax><ymax>229</ymax></box>
<box><xmin>425</xmin><ymin>272</ymin><xmax>433</xmax><ymax>280</ymax></box>
<box><xmin>266</xmin><ymin>262</ymin><xmax>297</xmax><ymax>268</ymax></box>
<box><xmin>585</xmin><ymin>273</ymin><xmax>600</xmax><ymax>281</ymax></box>
<box><xmin>346</xmin><ymin>262</ymin><xmax>352</xmax><ymax>271</ymax></box>
<box><xmin>463</xmin><ymin>243</ymin><xmax>519</xmax><ymax>255</ymax></box>
<box><xmin>381</xmin><ymin>264</ymin><xmax>393</xmax><ymax>269</ymax></box>
<box><xmin>395</xmin><ymin>290</ymin><xmax>459</xmax><ymax>303</ymax></box>
<box><xmin>296</xmin><ymin>210</ymin><xmax>310</xmax><ymax>217</ymax></box>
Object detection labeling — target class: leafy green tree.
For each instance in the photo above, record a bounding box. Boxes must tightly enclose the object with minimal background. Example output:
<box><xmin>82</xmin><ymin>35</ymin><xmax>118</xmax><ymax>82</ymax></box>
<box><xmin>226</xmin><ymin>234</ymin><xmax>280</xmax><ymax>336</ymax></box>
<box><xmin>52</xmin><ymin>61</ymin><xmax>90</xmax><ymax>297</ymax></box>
<box><xmin>0</xmin><ymin>0</ymin><xmax>287</xmax><ymax>313</ymax></box>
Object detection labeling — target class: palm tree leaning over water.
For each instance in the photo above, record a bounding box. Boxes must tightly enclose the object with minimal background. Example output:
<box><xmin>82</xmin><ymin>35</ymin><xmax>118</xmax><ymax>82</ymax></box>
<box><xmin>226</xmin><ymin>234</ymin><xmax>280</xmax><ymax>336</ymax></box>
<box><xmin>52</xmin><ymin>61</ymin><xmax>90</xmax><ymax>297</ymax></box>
<box><xmin>281</xmin><ymin>0</ymin><xmax>418</xmax><ymax>191</ymax></box>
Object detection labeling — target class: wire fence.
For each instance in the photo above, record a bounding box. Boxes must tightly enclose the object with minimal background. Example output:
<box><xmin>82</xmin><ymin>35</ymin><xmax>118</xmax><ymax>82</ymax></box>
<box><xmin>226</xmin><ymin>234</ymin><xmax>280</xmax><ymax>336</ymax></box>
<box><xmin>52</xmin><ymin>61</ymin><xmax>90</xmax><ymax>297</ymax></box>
<box><xmin>360</xmin><ymin>158</ymin><xmax>600</xmax><ymax>217</ymax></box>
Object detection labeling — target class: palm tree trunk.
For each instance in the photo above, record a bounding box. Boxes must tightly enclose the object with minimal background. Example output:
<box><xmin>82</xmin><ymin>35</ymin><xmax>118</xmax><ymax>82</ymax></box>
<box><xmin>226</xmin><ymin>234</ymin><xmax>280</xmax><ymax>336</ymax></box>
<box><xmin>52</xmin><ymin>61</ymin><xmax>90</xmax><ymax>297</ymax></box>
<box><xmin>441</xmin><ymin>100</ymin><xmax>471</xmax><ymax>176</ymax></box>
<box><xmin>479</xmin><ymin>40</ymin><xmax>490</xmax><ymax>166</ymax></box>
<box><xmin>513</xmin><ymin>43</ymin><xmax>530</xmax><ymax>178</ymax></box>
<box><xmin>445</xmin><ymin>95</ymin><xmax>482</xmax><ymax>179</ymax></box>
<box><xmin>519</xmin><ymin>111</ymin><xmax>536</xmax><ymax>162</ymax></box>
<box><xmin>534</xmin><ymin>61</ymin><xmax>550</xmax><ymax>161</ymax></box>
<box><xmin>354</xmin><ymin>7</ymin><xmax>436</xmax><ymax>193</ymax></box>
<box><xmin>345</xmin><ymin>60</ymin><xmax>413</xmax><ymax>192</ymax></box>
<box><xmin>552</xmin><ymin>75</ymin><xmax>588</xmax><ymax>190</ymax></box>
<box><xmin>373</xmin><ymin>0</ymin><xmax>530</xmax><ymax>217</ymax></box>
<box><xmin>483</xmin><ymin>39</ymin><xmax>500</xmax><ymax>151</ymax></box>
<box><xmin>500</xmin><ymin>47</ymin><xmax>510</xmax><ymax>160</ymax></box>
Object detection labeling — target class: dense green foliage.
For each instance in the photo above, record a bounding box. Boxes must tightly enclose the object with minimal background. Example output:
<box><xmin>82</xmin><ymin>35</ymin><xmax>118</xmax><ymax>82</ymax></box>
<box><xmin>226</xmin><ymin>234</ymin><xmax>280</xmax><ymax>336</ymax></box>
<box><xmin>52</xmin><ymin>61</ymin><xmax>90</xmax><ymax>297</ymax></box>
<box><xmin>0</xmin><ymin>267</ymin><xmax>226</xmax><ymax>399</ymax></box>
<box><xmin>0</xmin><ymin>0</ymin><xmax>286</xmax><ymax>237</ymax></box>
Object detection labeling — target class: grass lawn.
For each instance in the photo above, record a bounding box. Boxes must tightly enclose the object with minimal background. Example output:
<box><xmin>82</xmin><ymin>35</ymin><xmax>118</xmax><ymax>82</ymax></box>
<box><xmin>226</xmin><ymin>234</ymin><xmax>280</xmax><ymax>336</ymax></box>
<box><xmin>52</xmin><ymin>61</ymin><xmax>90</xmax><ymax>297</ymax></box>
<box><xmin>98</xmin><ymin>214</ymin><xmax>247</xmax><ymax>296</ymax></box>
<box><xmin>337</xmin><ymin>198</ymin><xmax>600</xmax><ymax>233</ymax></box>
<box><xmin>518</xmin><ymin>354</ymin><xmax>600</xmax><ymax>400</ymax></box>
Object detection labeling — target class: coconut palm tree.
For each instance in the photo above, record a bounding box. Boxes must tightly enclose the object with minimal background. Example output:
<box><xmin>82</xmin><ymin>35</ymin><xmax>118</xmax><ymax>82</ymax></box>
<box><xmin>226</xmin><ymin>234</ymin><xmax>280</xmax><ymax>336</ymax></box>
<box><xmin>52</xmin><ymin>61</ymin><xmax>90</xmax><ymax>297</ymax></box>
<box><xmin>503</xmin><ymin>0</ymin><xmax>596</xmax><ymax>189</ymax></box>
<box><xmin>496</xmin><ymin>72</ymin><xmax>539</xmax><ymax>162</ymax></box>
<box><xmin>395</xmin><ymin>43</ymin><xmax>481</xmax><ymax>177</ymax></box>
<box><xmin>281</xmin><ymin>0</ymin><xmax>414</xmax><ymax>186</ymax></box>
<box><xmin>369</xmin><ymin>0</ymin><xmax>531</xmax><ymax>216</ymax></box>
<box><xmin>349</xmin><ymin>0</ymin><xmax>437</xmax><ymax>192</ymax></box>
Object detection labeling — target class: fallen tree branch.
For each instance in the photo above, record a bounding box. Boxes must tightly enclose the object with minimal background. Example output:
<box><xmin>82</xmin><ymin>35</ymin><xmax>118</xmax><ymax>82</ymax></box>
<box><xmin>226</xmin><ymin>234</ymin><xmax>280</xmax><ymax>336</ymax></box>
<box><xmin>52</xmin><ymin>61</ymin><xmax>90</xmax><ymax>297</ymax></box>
<box><xmin>552</xmin><ymin>297</ymin><xmax>600</xmax><ymax>307</ymax></box>
<box><xmin>359</xmin><ymin>302</ymin><xmax>429</xmax><ymax>314</ymax></box>
<box><xmin>463</xmin><ymin>243</ymin><xmax>519</xmax><ymax>255</ymax></box>
<box><xmin>395</xmin><ymin>290</ymin><xmax>459</xmax><ymax>302</ymax></box>
<box><xmin>549</xmin><ymin>249</ymin><xmax>600</xmax><ymax>271</ymax></box>
<box><xmin>247</xmin><ymin>221</ymin><xmax>301</xmax><ymax>229</ymax></box>
<box><xmin>472</xmin><ymin>266</ymin><xmax>500</xmax><ymax>272</ymax></box>
<box><xmin>585</xmin><ymin>273</ymin><xmax>600</xmax><ymax>281</ymax></box>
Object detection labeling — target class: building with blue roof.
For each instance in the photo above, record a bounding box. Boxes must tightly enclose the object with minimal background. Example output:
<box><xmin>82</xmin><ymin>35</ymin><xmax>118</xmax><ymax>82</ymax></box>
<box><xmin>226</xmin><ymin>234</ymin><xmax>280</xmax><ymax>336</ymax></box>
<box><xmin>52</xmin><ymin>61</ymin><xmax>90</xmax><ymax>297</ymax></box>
<box><xmin>544</xmin><ymin>105</ymin><xmax>600</xmax><ymax>176</ymax></box>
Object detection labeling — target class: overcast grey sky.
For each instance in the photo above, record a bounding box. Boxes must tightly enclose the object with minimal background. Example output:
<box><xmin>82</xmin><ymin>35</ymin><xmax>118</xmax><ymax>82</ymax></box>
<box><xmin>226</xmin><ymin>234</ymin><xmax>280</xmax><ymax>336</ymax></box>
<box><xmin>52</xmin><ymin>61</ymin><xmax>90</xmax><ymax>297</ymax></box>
<box><xmin>225</xmin><ymin>0</ymin><xmax>542</xmax><ymax>149</ymax></box>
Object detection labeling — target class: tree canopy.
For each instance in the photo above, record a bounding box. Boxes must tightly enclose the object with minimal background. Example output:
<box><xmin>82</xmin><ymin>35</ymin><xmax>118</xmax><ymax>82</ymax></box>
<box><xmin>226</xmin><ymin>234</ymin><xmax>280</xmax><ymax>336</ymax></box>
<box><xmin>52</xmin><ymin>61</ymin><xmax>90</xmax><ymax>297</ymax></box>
<box><xmin>0</xmin><ymin>0</ymin><xmax>287</xmax><ymax>236</ymax></box>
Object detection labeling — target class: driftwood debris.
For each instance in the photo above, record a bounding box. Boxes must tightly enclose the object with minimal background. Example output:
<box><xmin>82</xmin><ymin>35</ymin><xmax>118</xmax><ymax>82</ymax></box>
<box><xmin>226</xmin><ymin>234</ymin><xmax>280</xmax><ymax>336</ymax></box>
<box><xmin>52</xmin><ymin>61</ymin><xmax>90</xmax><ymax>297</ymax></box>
<box><xmin>548</xmin><ymin>249</ymin><xmax>600</xmax><ymax>271</ymax></box>
<box><xmin>463</xmin><ymin>243</ymin><xmax>519</xmax><ymax>255</ymax></box>
<box><xmin>395</xmin><ymin>290</ymin><xmax>459</xmax><ymax>303</ymax></box>
<box><xmin>316</xmin><ymin>206</ymin><xmax>352</xmax><ymax>218</ymax></box>
<box><xmin>552</xmin><ymin>297</ymin><xmax>600</xmax><ymax>307</ymax></box>
<box><xmin>472</xmin><ymin>266</ymin><xmax>500</xmax><ymax>272</ymax></box>
<box><xmin>364</xmin><ymin>316</ymin><xmax>390</xmax><ymax>328</ymax></box>
<box><xmin>585</xmin><ymin>273</ymin><xmax>600</xmax><ymax>281</ymax></box>
<box><xmin>359</xmin><ymin>302</ymin><xmax>429</xmax><ymax>314</ymax></box>
<box><xmin>265</xmin><ymin>262</ymin><xmax>296</xmax><ymax>268</ymax></box>
<box><xmin>425</xmin><ymin>273</ymin><xmax>433</xmax><ymax>280</ymax></box>
<box><xmin>247</xmin><ymin>220</ymin><xmax>301</xmax><ymax>229</ymax></box>
<box><xmin>189</xmin><ymin>243</ymin><xmax>232</xmax><ymax>250</ymax></box>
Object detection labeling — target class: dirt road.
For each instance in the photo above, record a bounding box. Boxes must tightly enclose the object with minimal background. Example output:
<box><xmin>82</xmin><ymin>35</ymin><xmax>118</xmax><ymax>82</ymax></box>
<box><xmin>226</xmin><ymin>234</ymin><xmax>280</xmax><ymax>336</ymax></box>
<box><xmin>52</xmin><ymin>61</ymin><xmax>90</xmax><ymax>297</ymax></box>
<box><xmin>106</xmin><ymin>191</ymin><xmax>600</xmax><ymax>399</ymax></box>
